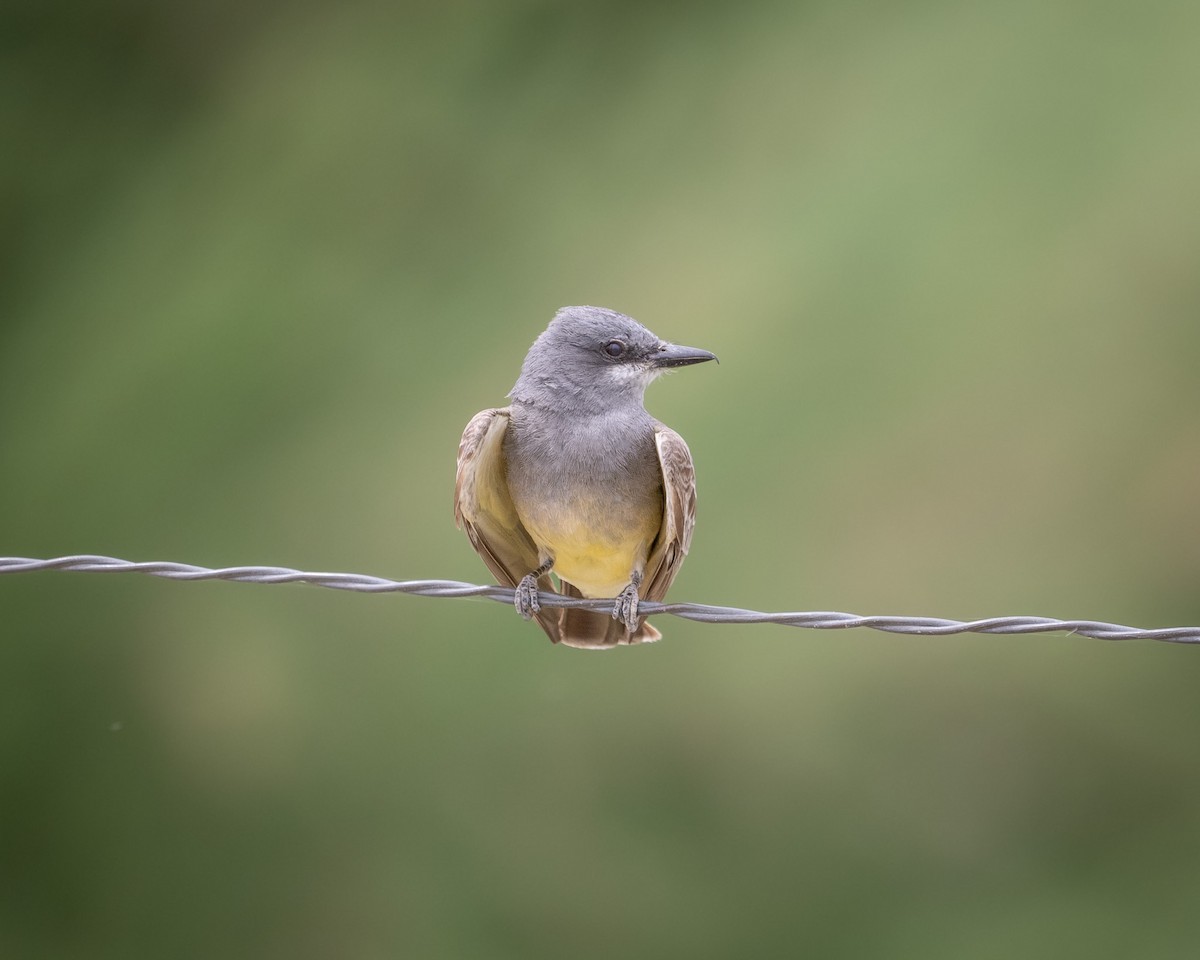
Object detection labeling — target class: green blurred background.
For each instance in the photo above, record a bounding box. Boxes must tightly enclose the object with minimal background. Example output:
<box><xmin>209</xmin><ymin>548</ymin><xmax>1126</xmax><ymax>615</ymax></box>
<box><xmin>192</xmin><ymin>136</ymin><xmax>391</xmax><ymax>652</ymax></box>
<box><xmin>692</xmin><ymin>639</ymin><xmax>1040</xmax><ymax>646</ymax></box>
<box><xmin>3</xmin><ymin>1</ymin><xmax>1200</xmax><ymax>956</ymax></box>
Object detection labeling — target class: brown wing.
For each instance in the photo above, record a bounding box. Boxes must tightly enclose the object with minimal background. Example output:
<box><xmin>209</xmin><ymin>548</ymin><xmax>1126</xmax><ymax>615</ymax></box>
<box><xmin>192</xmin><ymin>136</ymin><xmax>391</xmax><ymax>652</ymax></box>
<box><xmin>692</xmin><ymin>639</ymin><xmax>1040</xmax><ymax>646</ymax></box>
<box><xmin>454</xmin><ymin>407</ymin><xmax>561</xmax><ymax>642</ymax></box>
<box><xmin>641</xmin><ymin>424</ymin><xmax>697</xmax><ymax>604</ymax></box>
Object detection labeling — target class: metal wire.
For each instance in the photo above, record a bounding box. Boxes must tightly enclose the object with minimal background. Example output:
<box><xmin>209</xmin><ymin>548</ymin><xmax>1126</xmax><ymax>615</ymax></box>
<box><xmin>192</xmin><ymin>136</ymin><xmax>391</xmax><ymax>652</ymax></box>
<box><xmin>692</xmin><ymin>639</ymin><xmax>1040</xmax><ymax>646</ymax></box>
<box><xmin>3</xmin><ymin>554</ymin><xmax>1197</xmax><ymax>644</ymax></box>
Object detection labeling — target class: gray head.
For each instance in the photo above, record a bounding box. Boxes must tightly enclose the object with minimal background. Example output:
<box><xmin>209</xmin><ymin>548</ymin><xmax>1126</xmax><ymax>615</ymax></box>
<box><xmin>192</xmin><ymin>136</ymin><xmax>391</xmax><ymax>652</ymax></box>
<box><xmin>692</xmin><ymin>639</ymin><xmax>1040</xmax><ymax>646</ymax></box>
<box><xmin>508</xmin><ymin>306</ymin><xmax>716</xmax><ymax>413</ymax></box>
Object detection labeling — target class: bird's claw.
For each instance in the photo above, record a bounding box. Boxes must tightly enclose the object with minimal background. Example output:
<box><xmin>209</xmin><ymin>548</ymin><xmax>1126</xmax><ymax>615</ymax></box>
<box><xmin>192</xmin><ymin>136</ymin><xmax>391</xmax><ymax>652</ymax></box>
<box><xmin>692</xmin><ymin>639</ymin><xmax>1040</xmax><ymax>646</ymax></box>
<box><xmin>612</xmin><ymin>582</ymin><xmax>640</xmax><ymax>634</ymax></box>
<box><xmin>514</xmin><ymin>574</ymin><xmax>541</xmax><ymax>620</ymax></box>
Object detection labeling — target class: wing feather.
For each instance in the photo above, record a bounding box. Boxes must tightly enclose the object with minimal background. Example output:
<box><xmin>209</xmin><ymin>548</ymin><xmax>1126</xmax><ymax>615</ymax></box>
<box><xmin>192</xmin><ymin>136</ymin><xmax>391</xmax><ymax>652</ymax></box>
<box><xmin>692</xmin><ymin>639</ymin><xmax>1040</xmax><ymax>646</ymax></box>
<box><xmin>641</xmin><ymin>425</ymin><xmax>697</xmax><ymax>604</ymax></box>
<box><xmin>454</xmin><ymin>407</ymin><xmax>560</xmax><ymax>642</ymax></box>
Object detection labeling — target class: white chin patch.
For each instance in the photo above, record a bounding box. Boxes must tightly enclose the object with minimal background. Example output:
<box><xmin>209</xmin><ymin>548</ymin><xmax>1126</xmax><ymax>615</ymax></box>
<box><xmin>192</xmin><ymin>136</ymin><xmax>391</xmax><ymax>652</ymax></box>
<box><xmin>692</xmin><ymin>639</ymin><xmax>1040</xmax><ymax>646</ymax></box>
<box><xmin>608</xmin><ymin>363</ymin><xmax>658</xmax><ymax>386</ymax></box>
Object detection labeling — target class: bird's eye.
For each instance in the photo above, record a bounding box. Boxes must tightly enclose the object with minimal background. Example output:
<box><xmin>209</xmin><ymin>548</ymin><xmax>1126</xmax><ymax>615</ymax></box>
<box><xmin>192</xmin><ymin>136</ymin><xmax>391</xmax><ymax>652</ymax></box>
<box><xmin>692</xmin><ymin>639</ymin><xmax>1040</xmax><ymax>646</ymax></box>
<box><xmin>604</xmin><ymin>340</ymin><xmax>626</xmax><ymax>358</ymax></box>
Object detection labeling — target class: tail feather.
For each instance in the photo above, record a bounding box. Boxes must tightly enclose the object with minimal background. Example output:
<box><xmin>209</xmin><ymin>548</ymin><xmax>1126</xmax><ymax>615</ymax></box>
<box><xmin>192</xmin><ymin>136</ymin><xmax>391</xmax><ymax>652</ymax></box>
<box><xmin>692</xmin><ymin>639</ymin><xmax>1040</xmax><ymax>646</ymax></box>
<box><xmin>557</xmin><ymin>581</ymin><xmax>661</xmax><ymax>650</ymax></box>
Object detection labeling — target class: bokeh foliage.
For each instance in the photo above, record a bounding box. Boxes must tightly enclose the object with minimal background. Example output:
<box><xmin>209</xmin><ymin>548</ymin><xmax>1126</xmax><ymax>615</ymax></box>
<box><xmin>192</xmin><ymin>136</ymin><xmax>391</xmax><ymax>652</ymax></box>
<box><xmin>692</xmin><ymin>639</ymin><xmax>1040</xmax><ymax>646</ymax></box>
<box><xmin>3</xmin><ymin>1</ymin><xmax>1200</xmax><ymax>956</ymax></box>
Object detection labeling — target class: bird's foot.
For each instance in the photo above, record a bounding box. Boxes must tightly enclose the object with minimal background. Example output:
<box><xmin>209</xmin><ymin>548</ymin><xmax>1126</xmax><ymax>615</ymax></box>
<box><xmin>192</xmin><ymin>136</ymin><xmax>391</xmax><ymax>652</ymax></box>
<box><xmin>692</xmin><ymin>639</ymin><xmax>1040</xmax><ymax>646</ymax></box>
<box><xmin>514</xmin><ymin>574</ymin><xmax>541</xmax><ymax>620</ymax></box>
<box><xmin>612</xmin><ymin>575</ymin><xmax>642</xmax><ymax>634</ymax></box>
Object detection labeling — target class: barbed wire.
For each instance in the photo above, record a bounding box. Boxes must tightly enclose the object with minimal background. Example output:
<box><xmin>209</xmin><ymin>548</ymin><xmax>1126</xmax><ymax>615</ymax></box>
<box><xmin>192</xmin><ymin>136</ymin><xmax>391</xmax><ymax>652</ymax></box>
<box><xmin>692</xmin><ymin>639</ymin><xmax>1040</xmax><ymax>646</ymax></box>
<box><xmin>2</xmin><ymin>554</ymin><xmax>1197</xmax><ymax>644</ymax></box>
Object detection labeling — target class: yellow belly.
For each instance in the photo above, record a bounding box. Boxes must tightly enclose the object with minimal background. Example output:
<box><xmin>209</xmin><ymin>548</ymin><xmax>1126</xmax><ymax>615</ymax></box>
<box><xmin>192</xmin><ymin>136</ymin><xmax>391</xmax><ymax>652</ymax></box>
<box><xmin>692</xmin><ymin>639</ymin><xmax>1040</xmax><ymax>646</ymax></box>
<box><xmin>552</xmin><ymin>539</ymin><xmax>643</xmax><ymax>598</ymax></box>
<box><xmin>521</xmin><ymin>505</ymin><xmax>659</xmax><ymax>599</ymax></box>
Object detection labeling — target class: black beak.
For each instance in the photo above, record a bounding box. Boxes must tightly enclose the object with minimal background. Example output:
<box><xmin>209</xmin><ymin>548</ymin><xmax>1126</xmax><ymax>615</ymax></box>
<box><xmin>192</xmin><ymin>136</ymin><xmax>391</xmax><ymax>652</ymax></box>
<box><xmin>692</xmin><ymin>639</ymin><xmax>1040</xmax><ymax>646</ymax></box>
<box><xmin>652</xmin><ymin>342</ymin><xmax>719</xmax><ymax>368</ymax></box>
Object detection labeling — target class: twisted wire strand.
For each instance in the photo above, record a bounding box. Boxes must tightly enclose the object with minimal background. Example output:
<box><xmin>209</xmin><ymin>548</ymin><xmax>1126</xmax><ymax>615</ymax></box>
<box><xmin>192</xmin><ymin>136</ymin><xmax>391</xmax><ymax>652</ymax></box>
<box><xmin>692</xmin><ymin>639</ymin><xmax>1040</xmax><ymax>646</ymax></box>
<box><xmin>2</xmin><ymin>554</ymin><xmax>1197</xmax><ymax>644</ymax></box>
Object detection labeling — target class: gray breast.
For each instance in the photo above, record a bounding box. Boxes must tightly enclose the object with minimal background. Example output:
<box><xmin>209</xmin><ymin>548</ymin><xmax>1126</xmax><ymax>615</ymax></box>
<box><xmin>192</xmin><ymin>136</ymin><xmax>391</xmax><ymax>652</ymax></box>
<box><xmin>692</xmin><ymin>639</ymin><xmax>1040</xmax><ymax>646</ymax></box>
<box><xmin>503</xmin><ymin>407</ymin><xmax>663</xmax><ymax>534</ymax></box>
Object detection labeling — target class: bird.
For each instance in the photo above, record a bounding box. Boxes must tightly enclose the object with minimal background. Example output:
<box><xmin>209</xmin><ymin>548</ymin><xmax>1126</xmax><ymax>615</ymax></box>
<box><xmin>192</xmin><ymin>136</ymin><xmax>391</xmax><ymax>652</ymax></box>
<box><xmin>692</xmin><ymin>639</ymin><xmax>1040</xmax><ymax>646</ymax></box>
<box><xmin>454</xmin><ymin>305</ymin><xmax>717</xmax><ymax>649</ymax></box>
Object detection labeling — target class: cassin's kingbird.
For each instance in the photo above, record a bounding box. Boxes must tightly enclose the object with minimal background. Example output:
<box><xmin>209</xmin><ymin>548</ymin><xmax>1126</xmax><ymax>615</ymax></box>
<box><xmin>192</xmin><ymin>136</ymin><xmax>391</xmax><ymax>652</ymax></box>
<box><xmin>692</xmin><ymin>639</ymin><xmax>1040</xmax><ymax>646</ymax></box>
<box><xmin>454</xmin><ymin>305</ymin><xmax>716</xmax><ymax>649</ymax></box>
